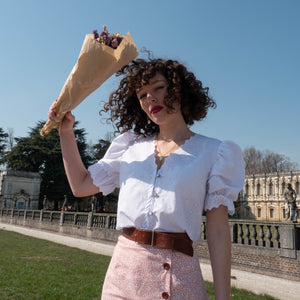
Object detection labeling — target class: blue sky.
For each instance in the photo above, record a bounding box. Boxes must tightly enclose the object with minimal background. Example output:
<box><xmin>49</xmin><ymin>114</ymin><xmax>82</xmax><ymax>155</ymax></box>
<box><xmin>0</xmin><ymin>0</ymin><xmax>299</xmax><ymax>165</ymax></box>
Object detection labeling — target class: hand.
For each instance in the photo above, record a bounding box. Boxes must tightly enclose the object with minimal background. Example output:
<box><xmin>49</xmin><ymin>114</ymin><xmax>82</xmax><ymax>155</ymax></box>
<box><xmin>59</xmin><ymin>111</ymin><xmax>75</xmax><ymax>135</ymax></box>
<box><xmin>47</xmin><ymin>99</ymin><xmax>58</xmax><ymax>122</ymax></box>
<box><xmin>47</xmin><ymin>99</ymin><xmax>75</xmax><ymax>135</ymax></box>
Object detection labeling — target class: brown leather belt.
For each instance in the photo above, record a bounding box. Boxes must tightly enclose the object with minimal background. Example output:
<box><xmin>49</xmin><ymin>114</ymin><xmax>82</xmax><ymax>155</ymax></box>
<box><xmin>122</xmin><ymin>227</ymin><xmax>193</xmax><ymax>257</ymax></box>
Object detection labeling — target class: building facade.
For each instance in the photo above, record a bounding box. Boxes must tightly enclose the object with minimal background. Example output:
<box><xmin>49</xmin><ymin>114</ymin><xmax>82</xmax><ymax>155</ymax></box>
<box><xmin>0</xmin><ymin>170</ymin><xmax>42</xmax><ymax>209</ymax></box>
<box><xmin>240</xmin><ymin>171</ymin><xmax>300</xmax><ymax>221</ymax></box>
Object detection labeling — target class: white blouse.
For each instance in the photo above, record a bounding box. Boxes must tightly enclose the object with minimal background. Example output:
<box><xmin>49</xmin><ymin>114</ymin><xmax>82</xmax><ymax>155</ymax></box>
<box><xmin>88</xmin><ymin>132</ymin><xmax>245</xmax><ymax>241</ymax></box>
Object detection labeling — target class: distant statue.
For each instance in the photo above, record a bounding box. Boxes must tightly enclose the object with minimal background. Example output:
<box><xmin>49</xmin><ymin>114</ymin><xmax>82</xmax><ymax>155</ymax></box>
<box><xmin>62</xmin><ymin>195</ymin><xmax>68</xmax><ymax>211</ymax></box>
<box><xmin>91</xmin><ymin>195</ymin><xmax>97</xmax><ymax>212</ymax></box>
<box><xmin>42</xmin><ymin>195</ymin><xmax>48</xmax><ymax>210</ymax></box>
<box><xmin>284</xmin><ymin>183</ymin><xmax>298</xmax><ymax>222</ymax></box>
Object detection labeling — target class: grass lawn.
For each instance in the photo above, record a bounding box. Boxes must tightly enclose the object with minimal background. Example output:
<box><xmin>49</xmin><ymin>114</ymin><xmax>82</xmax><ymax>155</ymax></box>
<box><xmin>0</xmin><ymin>229</ymin><xmax>277</xmax><ymax>299</ymax></box>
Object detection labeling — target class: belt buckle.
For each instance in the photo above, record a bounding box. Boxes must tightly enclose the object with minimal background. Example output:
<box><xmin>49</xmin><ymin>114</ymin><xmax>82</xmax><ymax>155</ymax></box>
<box><xmin>134</xmin><ymin>229</ymin><xmax>138</xmax><ymax>243</ymax></box>
<box><xmin>151</xmin><ymin>230</ymin><xmax>155</xmax><ymax>246</ymax></box>
<box><xmin>134</xmin><ymin>229</ymin><xmax>155</xmax><ymax>246</ymax></box>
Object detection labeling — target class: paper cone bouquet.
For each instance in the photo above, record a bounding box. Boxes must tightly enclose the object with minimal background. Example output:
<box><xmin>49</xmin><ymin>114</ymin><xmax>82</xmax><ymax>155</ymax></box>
<box><xmin>40</xmin><ymin>28</ymin><xmax>139</xmax><ymax>136</ymax></box>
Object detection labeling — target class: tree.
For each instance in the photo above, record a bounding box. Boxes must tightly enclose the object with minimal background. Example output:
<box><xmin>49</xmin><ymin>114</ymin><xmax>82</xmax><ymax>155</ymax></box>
<box><xmin>90</xmin><ymin>138</ymin><xmax>111</xmax><ymax>163</ymax></box>
<box><xmin>0</xmin><ymin>127</ymin><xmax>8</xmax><ymax>160</ymax></box>
<box><xmin>2</xmin><ymin>121</ymin><xmax>91</xmax><ymax>209</ymax></box>
<box><xmin>7</xmin><ymin>128</ymin><xmax>14</xmax><ymax>151</ymax></box>
<box><xmin>243</xmin><ymin>146</ymin><xmax>298</xmax><ymax>175</ymax></box>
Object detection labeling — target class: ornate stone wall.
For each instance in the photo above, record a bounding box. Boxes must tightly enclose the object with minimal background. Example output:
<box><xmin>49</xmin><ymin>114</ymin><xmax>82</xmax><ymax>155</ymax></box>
<box><xmin>0</xmin><ymin>170</ymin><xmax>42</xmax><ymax>209</ymax></box>
<box><xmin>240</xmin><ymin>171</ymin><xmax>300</xmax><ymax>221</ymax></box>
<box><xmin>1</xmin><ymin>209</ymin><xmax>299</xmax><ymax>282</ymax></box>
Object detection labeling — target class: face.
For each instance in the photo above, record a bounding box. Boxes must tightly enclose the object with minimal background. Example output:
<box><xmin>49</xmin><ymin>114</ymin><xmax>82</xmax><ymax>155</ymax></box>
<box><xmin>136</xmin><ymin>73</ymin><xmax>182</xmax><ymax>126</ymax></box>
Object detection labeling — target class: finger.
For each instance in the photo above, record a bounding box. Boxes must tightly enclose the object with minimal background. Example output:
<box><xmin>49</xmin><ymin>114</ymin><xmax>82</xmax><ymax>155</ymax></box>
<box><xmin>64</xmin><ymin>111</ymin><xmax>74</xmax><ymax>119</ymax></box>
<box><xmin>47</xmin><ymin>110</ymin><xmax>56</xmax><ymax>121</ymax></box>
<box><xmin>49</xmin><ymin>99</ymin><xmax>58</xmax><ymax>110</ymax></box>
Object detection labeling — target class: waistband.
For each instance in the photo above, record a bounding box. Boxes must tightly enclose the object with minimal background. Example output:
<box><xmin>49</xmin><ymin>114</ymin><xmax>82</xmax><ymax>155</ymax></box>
<box><xmin>122</xmin><ymin>227</ymin><xmax>194</xmax><ymax>257</ymax></box>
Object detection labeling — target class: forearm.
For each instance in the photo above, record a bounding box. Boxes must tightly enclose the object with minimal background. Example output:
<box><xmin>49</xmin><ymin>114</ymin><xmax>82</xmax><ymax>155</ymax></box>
<box><xmin>206</xmin><ymin>206</ymin><xmax>231</xmax><ymax>300</ymax></box>
<box><xmin>60</xmin><ymin>130</ymin><xmax>99</xmax><ymax>197</ymax></box>
<box><xmin>47</xmin><ymin>104</ymin><xmax>99</xmax><ymax>197</ymax></box>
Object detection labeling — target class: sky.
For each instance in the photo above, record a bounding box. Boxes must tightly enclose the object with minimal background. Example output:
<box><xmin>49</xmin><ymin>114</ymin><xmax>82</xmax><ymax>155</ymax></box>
<box><xmin>0</xmin><ymin>0</ymin><xmax>299</xmax><ymax>165</ymax></box>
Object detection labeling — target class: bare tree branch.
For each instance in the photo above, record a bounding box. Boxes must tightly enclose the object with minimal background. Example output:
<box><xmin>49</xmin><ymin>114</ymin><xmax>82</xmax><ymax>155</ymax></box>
<box><xmin>243</xmin><ymin>146</ymin><xmax>298</xmax><ymax>175</ymax></box>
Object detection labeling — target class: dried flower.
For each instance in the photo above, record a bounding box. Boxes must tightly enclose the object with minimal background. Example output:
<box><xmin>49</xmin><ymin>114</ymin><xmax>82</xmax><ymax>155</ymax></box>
<box><xmin>93</xmin><ymin>30</ymin><xmax>99</xmax><ymax>40</ymax></box>
<box><xmin>93</xmin><ymin>25</ymin><xmax>124</xmax><ymax>49</ymax></box>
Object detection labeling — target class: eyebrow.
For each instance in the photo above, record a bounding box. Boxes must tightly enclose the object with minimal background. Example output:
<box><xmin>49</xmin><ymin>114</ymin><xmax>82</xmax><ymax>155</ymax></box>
<box><xmin>136</xmin><ymin>79</ymin><xmax>166</xmax><ymax>93</ymax></box>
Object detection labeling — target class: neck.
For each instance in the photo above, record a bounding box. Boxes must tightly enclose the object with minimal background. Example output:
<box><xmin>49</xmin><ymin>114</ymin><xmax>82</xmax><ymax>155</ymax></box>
<box><xmin>157</xmin><ymin>118</ymin><xmax>191</xmax><ymax>142</ymax></box>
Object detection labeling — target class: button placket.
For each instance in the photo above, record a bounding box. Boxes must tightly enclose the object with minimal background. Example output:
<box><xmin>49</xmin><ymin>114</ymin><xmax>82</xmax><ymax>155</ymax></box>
<box><xmin>160</xmin><ymin>255</ymin><xmax>171</xmax><ymax>300</ymax></box>
<box><xmin>148</xmin><ymin>169</ymin><xmax>162</xmax><ymax>215</ymax></box>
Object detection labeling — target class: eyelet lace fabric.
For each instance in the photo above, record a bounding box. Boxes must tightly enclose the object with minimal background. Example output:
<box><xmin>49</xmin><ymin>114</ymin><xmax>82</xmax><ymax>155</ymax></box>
<box><xmin>205</xmin><ymin>194</ymin><xmax>235</xmax><ymax>215</ymax></box>
<box><xmin>88</xmin><ymin>131</ymin><xmax>245</xmax><ymax>241</ymax></box>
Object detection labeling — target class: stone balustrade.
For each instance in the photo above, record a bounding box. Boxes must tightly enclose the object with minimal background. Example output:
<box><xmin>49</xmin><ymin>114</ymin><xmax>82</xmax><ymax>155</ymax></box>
<box><xmin>1</xmin><ymin>208</ymin><xmax>299</xmax><ymax>281</ymax></box>
<box><xmin>1</xmin><ymin>208</ymin><xmax>299</xmax><ymax>252</ymax></box>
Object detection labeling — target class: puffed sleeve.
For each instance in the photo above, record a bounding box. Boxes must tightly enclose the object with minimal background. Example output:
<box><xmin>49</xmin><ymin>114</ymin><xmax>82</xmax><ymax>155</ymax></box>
<box><xmin>88</xmin><ymin>131</ymin><xmax>137</xmax><ymax>195</ymax></box>
<box><xmin>204</xmin><ymin>140</ymin><xmax>245</xmax><ymax>215</ymax></box>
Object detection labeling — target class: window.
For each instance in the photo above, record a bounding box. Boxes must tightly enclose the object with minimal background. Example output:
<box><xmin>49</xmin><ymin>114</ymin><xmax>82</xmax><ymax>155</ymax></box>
<box><xmin>245</xmin><ymin>184</ymin><xmax>249</xmax><ymax>196</ymax></box>
<box><xmin>258</xmin><ymin>208</ymin><xmax>261</xmax><ymax>218</ymax></box>
<box><xmin>7</xmin><ymin>183</ymin><xmax>13</xmax><ymax>195</ymax></box>
<box><xmin>270</xmin><ymin>208</ymin><xmax>274</xmax><ymax>218</ymax></box>
<box><xmin>282</xmin><ymin>183</ymin><xmax>286</xmax><ymax>194</ymax></box>
<box><xmin>296</xmin><ymin>182</ymin><xmax>300</xmax><ymax>195</ymax></box>
<box><xmin>257</xmin><ymin>183</ymin><xmax>261</xmax><ymax>195</ymax></box>
<box><xmin>246</xmin><ymin>207</ymin><xmax>251</xmax><ymax>218</ymax></box>
<box><xmin>17</xmin><ymin>201</ymin><xmax>24</xmax><ymax>209</ymax></box>
<box><xmin>269</xmin><ymin>183</ymin><xmax>273</xmax><ymax>195</ymax></box>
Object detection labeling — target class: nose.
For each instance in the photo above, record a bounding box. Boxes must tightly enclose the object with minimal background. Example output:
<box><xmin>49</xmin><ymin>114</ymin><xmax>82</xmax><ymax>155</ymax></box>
<box><xmin>146</xmin><ymin>90</ymin><xmax>157</xmax><ymax>102</ymax></box>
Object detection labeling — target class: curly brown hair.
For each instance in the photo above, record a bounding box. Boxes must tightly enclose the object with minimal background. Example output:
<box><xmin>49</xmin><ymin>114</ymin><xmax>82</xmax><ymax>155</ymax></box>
<box><xmin>102</xmin><ymin>58</ymin><xmax>216</xmax><ymax>136</ymax></box>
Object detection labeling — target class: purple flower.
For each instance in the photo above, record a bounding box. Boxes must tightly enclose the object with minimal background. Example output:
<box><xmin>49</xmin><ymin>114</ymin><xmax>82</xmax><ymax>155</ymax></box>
<box><xmin>92</xmin><ymin>26</ymin><xmax>124</xmax><ymax>49</ymax></box>
<box><xmin>101</xmin><ymin>31</ymin><xmax>108</xmax><ymax>39</ymax></box>
<box><xmin>111</xmin><ymin>38</ymin><xmax>119</xmax><ymax>49</ymax></box>
<box><xmin>93</xmin><ymin>30</ymin><xmax>99</xmax><ymax>40</ymax></box>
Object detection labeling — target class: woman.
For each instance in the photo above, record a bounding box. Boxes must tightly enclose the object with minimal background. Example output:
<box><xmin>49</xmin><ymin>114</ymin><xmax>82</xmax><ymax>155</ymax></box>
<box><xmin>48</xmin><ymin>58</ymin><xmax>245</xmax><ymax>299</ymax></box>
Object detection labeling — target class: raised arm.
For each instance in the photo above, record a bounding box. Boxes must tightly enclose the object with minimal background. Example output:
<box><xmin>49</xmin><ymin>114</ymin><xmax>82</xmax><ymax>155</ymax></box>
<box><xmin>206</xmin><ymin>205</ymin><xmax>231</xmax><ymax>300</ymax></box>
<box><xmin>48</xmin><ymin>102</ymin><xmax>99</xmax><ymax>197</ymax></box>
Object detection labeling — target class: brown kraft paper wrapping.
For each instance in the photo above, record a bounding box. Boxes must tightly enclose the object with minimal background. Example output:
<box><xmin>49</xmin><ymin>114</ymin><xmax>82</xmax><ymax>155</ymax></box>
<box><xmin>40</xmin><ymin>32</ymin><xmax>139</xmax><ymax>136</ymax></box>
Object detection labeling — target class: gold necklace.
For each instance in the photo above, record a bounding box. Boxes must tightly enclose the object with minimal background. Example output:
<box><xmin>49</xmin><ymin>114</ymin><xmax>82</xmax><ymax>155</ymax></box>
<box><xmin>156</xmin><ymin>128</ymin><xmax>191</xmax><ymax>161</ymax></box>
<box><xmin>156</xmin><ymin>141</ymin><xmax>178</xmax><ymax>161</ymax></box>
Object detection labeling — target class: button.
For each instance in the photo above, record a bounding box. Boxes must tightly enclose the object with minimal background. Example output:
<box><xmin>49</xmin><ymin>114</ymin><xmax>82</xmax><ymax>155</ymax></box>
<box><xmin>163</xmin><ymin>263</ymin><xmax>170</xmax><ymax>270</ymax></box>
<box><xmin>162</xmin><ymin>292</ymin><xmax>169</xmax><ymax>299</ymax></box>
<box><xmin>153</xmin><ymin>192</ymin><xmax>159</xmax><ymax>197</ymax></box>
<box><xmin>148</xmin><ymin>211</ymin><xmax>153</xmax><ymax>216</ymax></box>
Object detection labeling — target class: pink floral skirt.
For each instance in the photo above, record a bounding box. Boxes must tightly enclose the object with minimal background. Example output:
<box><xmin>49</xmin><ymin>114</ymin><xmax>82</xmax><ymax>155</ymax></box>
<box><xmin>101</xmin><ymin>235</ymin><xmax>209</xmax><ymax>300</ymax></box>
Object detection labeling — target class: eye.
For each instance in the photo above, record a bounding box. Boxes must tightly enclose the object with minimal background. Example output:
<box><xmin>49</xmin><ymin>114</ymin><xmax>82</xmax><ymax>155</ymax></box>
<box><xmin>139</xmin><ymin>93</ymin><xmax>147</xmax><ymax>100</ymax></box>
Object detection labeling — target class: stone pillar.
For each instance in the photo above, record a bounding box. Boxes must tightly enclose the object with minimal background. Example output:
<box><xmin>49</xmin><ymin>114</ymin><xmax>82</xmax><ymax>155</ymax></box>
<box><xmin>274</xmin><ymin>178</ymin><xmax>279</xmax><ymax>201</ymax></box>
<box><xmin>254</xmin><ymin>178</ymin><xmax>258</xmax><ymax>196</ymax></box>
<box><xmin>26</xmin><ymin>197</ymin><xmax>31</xmax><ymax>209</ymax></box>
<box><xmin>105</xmin><ymin>215</ymin><xmax>111</xmax><ymax>229</ymax></box>
<box><xmin>262</xmin><ymin>180</ymin><xmax>266</xmax><ymax>198</ymax></box>
<box><xmin>250</xmin><ymin>178</ymin><xmax>254</xmax><ymax>197</ymax></box>
<box><xmin>280</xmin><ymin>223</ymin><xmax>297</xmax><ymax>259</ymax></box>
<box><xmin>87</xmin><ymin>211</ymin><xmax>93</xmax><ymax>229</ymax></box>
<box><xmin>59</xmin><ymin>211</ymin><xmax>64</xmax><ymax>226</ymax></box>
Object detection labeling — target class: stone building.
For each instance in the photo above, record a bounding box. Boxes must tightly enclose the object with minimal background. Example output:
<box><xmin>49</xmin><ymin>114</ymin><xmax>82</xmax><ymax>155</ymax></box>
<box><xmin>0</xmin><ymin>170</ymin><xmax>42</xmax><ymax>209</ymax></box>
<box><xmin>240</xmin><ymin>171</ymin><xmax>300</xmax><ymax>221</ymax></box>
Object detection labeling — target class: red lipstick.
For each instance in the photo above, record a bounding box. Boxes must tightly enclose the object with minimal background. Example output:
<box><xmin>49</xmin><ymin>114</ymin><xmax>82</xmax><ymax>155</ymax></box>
<box><xmin>150</xmin><ymin>106</ymin><xmax>163</xmax><ymax>114</ymax></box>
